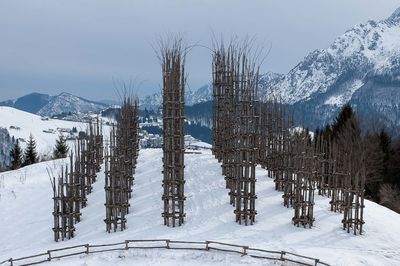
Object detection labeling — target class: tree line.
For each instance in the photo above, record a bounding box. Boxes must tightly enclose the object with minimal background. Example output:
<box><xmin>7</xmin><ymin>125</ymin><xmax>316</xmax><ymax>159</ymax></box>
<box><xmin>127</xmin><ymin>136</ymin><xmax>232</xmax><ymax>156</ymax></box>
<box><xmin>315</xmin><ymin>104</ymin><xmax>400</xmax><ymax>213</ymax></box>
<box><xmin>9</xmin><ymin>134</ymin><xmax>69</xmax><ymax>170</ymax></box>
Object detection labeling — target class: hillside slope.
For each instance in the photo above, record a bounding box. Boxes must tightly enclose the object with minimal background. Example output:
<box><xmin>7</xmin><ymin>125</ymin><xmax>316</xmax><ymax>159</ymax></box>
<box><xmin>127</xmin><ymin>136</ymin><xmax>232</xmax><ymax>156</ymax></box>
<box><xmin>0</xmin><ymin>149</ymin><xmax>399</xmax><ymax>265</ymax></box>
<box><xmin>0</xmin><ymin>107</ymin><xmax>87</xmax><ymax>156</ymax></box>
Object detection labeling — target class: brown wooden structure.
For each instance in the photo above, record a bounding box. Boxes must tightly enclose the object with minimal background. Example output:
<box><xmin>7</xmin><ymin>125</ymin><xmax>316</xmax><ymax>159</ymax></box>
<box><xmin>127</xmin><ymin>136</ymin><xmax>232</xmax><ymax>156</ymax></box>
<box><xmin>104</xmin><ymin>97</ymin><xmax>139</xmax><ymax>232</ymax></box>
<box><xmin>291</xmin><ymin>131</ymin><xmax>316</xmax><ymax>228</ymax></box>
<box><xmin>160</xmin><ymin>38</ymin><xmax>186</xmax><ymax>227</ymax></box>
<box><xmin>337</xmin><ymin>119</ymin><xmax>365</xmax><ymax>235</ymax></box>
<box><xmin>51</xmin><ymin>158</ymin><xmax>76</xmax><ymax>242</ymax></box>
<box><xmin>52</xmin><ymin>118</ymin><xmax>104</xmax><ymax>241</ymax></box>
<box><xmin>212</xmin><ymin>42</ymin><xmax>259</xmax><ymax>225</ymax></box>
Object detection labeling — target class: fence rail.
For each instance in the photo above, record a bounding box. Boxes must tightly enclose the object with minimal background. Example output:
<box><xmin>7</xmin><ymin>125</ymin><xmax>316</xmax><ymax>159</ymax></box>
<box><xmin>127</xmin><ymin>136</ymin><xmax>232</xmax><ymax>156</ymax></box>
<box><xmin>0</xmin><ymin>239</ymin><xmax>330</xmax><ymax>266</ymax></box>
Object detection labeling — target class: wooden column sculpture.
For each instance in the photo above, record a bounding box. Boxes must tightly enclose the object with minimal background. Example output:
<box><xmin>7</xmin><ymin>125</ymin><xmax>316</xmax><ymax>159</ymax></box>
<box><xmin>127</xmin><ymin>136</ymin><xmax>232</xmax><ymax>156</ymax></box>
<box><xmin>212</xmin><ymin>41</ymin><xmax>259</xmax><ymax>225</ymax></box>
<box><xmin>52</xmin><ymin>118</ymin><xmax>104</xmax><ymax>241</ymax></box>
<box><xmin>292</xmin><ymin>131</ymin><xmax>316</xmax><ymax>228</ymax></box>
<box><xmin>159</xmin><ymin>38</ymin><xmax>186</xmax><ymax>227</ymax></box>
<box><xmin>104</xmin><ymin>98</ymin><xmax>139</xmax><ymax>232</ymax></box>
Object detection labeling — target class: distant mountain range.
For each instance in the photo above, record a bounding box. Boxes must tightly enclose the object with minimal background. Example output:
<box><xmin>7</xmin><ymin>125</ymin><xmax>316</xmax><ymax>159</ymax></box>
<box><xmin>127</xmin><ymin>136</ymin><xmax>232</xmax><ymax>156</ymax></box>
<box><xmin>0</xmin><ymin>92</ymin><xmax>108</xmax><ymax>117</ymax></box>
<box><xmin>2</xmin><ymin>7</ymin><xmax>400</xmax><ymax>132</ymax></box>
<box><xmin>262</xmin><ymin>7</ymin><xmax>400</xmax><ymax>131</ymax></box>
<box><xmin>139</xmin><ymin>83</ymin><xmax>212</xmax><ymax>110</ymax></box>
<box><xmin>148</xmin><ymin>7</ymin><xmax>400</xmax><ymax>132</ymax></box>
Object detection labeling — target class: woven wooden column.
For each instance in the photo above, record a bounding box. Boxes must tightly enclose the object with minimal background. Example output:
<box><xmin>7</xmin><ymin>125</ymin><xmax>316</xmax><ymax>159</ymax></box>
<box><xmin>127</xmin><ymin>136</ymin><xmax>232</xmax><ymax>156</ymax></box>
<box><xmin>104</xmin><ymin>98</ymin><xmax>139</xmax><ymax>232</ymax></box>
<box><xmin>160</xmin><ymin>39</ymin><xmax>186</xmax><ymax>227</ymax></box>
<box><xmin>292</xmin><ymin>132</ymin><xmax>316</xmax><ymax>228</ymax></box>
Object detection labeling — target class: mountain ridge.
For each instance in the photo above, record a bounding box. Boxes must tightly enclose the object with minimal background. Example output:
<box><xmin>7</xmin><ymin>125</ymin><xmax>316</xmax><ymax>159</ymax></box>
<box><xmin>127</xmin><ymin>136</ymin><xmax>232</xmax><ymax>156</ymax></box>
<box><xmin>2</xmin><ymin>7</ymin><xmax>400</xmax><ymax>130</ymax></box>
<box><xmin>255</xmin><ymin>7</ymin><xmax>400</xmax><ymax>131</ymax></box>
<box><xmin>0</xmin><ymin>92</ymin><xmax>108</xmax><ymax>117</ymax></box>
<box><xmin>171</xmin><ymin>7</ymin><xmax>400</xmax><ymax>131</ymax></box>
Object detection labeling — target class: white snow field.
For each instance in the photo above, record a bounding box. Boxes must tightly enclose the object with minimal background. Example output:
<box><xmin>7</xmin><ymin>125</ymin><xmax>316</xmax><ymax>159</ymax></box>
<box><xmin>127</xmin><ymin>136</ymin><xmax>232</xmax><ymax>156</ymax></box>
<box><xmin>0</xmin><ymin>106</ymin><xmax>104</xmax><ymax>156</ymax></box>
<box><xmin>1</xmin><ymin>148</ymin><xmax>400</xmax><ymax>266</ymax></box>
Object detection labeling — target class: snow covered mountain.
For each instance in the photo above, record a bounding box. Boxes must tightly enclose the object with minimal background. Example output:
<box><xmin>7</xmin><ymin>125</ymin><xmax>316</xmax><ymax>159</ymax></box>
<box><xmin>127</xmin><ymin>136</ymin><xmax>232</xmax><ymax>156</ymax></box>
<box><xmin>169</xmin><ymin>7</ymin><xmax>400</xmax><ymax>131</ymax></box>
<box><xmin>0</xmin><ymin>92</ymin><xmax>108</xmax><ymax>117</ymax></box>
<box><xmin>262</xmin><ymin>7</ymin><xmax>400</xmax><ymax>130</ymax></box>
<box><xmin>37</xmin><ymin>92</ymin><xmax>108</xmax><ymax>117</ymax></box>
<box><xmin>144</xmin><ymin>7</ymin><xmax>400</xmax><ymax>131</ymax></box>
<box><xmin>0</xmin><ymin>93</ymin><xmax>51</xmax><ymax>114</ymax></box>
<box><xmin>140</xmin><ymin>91</ymin><xmax>163</xmax><ymax>111</ymax></box>
<box><xmin>186</xmin><ymin>84</ymin><xmax>213</xmax><ymax>106</ymax></box>
<box><xmin>140</xmin><ymin>84</ymin><xmax>212</xmax><ymax>110</ymax></box>
<box><xmin>3</xmin><ymin>7</ymin><xmax>400</xmax><ymax>130</ymax></box>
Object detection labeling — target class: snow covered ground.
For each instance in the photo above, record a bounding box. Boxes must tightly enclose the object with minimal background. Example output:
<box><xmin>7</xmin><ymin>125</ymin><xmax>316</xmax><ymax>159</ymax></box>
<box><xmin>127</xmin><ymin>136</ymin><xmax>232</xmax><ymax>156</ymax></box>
<box><xmin>1</xmin><ymin>148</ymin><xmax>400</xmax><ymax>265</ymax></box>
<box><xmin>0</xmin><ymin>107</ymin><xmax>89</xmax><ymax>155</ymax></box>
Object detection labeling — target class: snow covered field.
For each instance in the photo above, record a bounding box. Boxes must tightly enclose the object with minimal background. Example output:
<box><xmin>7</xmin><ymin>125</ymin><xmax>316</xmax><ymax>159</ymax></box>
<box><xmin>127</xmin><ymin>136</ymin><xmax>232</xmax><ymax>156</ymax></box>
<box><xmin>0</xmin><ymin>107</ymin><xmax>91</xmax><ymax>155</ymax></box>
<box><xmin>1</xmin><ymin>148</ymin><xmax>400</xmax><ymax>266</ymax></box>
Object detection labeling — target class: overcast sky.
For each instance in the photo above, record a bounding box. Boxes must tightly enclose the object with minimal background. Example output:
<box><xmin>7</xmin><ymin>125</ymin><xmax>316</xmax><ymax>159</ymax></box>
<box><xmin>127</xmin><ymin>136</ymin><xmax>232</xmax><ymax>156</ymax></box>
<box><xmin>0</xmin><ymin>0</ymin><xmax>399</xmax><ymax>101</ymax></box>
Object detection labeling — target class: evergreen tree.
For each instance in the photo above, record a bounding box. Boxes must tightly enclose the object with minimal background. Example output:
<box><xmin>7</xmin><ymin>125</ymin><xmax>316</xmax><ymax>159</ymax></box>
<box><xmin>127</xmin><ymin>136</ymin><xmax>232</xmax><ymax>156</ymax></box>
<box><xmin>379</xmin><ymin>128</ymin><xmax>392</xmax><ymax>183</ymax></box>
<box><xmin>9</xmin><ymin>140</ymin><xmax>22</xmax><ymax>170</ymax></box>
<box><xmin>53</xmin><ymin>135</ymin><xmax>69</xmax><ymax>159</ymax></box>
<box><xmin>378</xmin><ymin>138</ymin><xmax>400</xmax><ymax>213</ymax></box>
<box><xmin>332</xmin><ymin>104</ymin><xmax>354</xmax><ymax>140</ymax></box>
<box><xmin>335</xmin><ymin>115</ymin><xmax>363</xmax><ymax>186</ymax></box>
<box><xmin>364</xmin><ymin>131</ymin><xmax>385</xmax><ymax>201</ymax></box>
<box><xmin>388</xmin><ymin>138</ymin><xmax>400</xmax><ymax>186</ymax></box>
<box><xmin>322</xmin><ymin>124</ymin><xmax>333</xmax><ymax>139</ymax></box>
<box><xmin>23</xmin><ymin>134</ymin><xmax>38</xmax><ymax>166</ymax></box>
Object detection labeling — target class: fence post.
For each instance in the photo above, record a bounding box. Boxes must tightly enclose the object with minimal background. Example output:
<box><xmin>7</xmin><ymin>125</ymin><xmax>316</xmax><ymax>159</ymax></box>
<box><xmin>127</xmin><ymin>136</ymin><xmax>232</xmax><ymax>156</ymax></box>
<box><xmin>242</xmin><ymin>246</ymin><xmax>248</xmax><ymax>256</ymax></box>
<box><xmin>205</xmin><ymin>241</ymin><xmax>210</xmax><ymax>251</ymax></box>
<box><xmin>315</xmin><ymin>258</ymin><xmax>320</xmax><ymax>265</ymax></box>
<box><xmin>280</xmin><ymin>251</ymin><xmax>285</xmax><ymax>261</ymax></box>
<box><xmin>47</xmin><ymin>250</ymin><xmax>52</xmax><ymax>261</ymax></box>
<box><xmin>8</xmin><ymin>258</ymin><xmax>13</xmax><ymax>266</ymax></box>
<box><xmin>125</xmin><ymin>240</ymin><xmax>129</xmax><ymax>250</ymax></box>
<box><xmin>166</xmin><ymin>240</ymin><xmax>170</xmax><ymax>249</ymax></box>
<box><xmin>85</xmin><ymin>244</ymin><xmax>89</xmax><ymax>254</ymax></box>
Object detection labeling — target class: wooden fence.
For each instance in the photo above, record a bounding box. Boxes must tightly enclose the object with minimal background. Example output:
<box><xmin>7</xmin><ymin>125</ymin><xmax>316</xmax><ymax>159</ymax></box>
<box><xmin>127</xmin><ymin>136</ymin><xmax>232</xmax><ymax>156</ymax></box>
<box><xmin>0</xmin><ymin>239</ymin><xmax>330</xmax><ymax>266</ymax></box>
